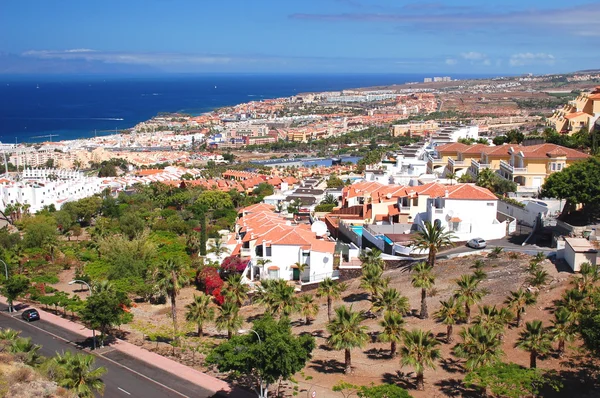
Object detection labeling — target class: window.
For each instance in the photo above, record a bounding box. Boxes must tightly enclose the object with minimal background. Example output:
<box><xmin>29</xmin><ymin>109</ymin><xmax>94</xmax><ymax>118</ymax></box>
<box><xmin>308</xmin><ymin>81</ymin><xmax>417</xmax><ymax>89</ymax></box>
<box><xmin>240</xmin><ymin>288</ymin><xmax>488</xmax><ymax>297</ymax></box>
<box><xmin>551</xmin><ymin>163</ymin><xmax>556</xmax><ymax>171</ymax></box>
<box><xmin>268</xmin><ymin>268</ymin><xmax>279</xmax><ymax>279</ymax></box>
<box><xmin>487</xmin><ymin>202</ymin><xmax>494</xmax><ymax>206</ymax></box>
<box><xmin>557</xmin><ymin>163</ymin><xmax>563</xmax><ymax>171</ymax></box>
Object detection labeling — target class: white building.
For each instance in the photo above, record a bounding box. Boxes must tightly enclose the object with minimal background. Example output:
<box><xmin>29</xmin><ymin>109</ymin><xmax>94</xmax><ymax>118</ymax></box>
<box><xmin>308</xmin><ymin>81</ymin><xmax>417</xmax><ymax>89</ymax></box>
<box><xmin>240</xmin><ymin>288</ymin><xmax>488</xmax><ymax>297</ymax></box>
<box><xmin>564</xmin><ymin>238</ymin><xmax>597</xmax><ymax>272</ymax></box>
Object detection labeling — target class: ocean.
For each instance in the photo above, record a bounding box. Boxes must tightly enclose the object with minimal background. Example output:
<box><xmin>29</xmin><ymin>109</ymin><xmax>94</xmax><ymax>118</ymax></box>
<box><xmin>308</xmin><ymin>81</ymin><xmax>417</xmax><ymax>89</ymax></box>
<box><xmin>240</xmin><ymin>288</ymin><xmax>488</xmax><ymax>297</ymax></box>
<box><xmin>0</xmin><ymin>73</ymin><xmax>487</xmax><ymax>143</ymax></box>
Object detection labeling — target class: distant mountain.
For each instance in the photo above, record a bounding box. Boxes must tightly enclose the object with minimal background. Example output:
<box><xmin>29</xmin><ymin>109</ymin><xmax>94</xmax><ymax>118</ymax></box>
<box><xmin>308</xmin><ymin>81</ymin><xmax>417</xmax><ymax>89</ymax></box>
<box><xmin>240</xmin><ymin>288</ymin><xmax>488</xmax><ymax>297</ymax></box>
<box><xmin>0</xmin><ymin>53</ymin><xmax>160</xmax><ymax>74</ymax></box>
<box><xmin>576</xmin><ymin>69</ymin><xmax>600</xmax><ymax>73</ymax></box>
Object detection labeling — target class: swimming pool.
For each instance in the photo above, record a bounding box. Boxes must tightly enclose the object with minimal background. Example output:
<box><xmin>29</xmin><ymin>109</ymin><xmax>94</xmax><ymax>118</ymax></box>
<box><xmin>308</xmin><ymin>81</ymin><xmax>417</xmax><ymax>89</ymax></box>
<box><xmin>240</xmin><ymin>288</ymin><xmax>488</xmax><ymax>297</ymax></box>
<box><xmin>351</xmin><ymin>226</ymin><xmax>363</xmax><ymax>236</ymax></box>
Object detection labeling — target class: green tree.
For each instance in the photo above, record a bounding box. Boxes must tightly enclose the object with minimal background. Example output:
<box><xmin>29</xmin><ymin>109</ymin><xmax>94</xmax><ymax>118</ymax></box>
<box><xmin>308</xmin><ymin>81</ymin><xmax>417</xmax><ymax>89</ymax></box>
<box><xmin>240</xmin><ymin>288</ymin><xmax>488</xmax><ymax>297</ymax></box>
<box><xmin>215</xmin><ymin>301</ymin><xmax>243</xmax><ymax>339</ymax></box>
<box><xmin>195</xmin><ymin>190</ymin><xmax>234</xmax><ymax>211</ymax></box>
<box><xmin>464</xmin><ymin>362</ymin><xmax>561</xmax><ymax>398</ymax></box>
<box><xmin>454</xmin><ymin>324</ymin><xmax>504</xmax><ymax>371</ymax></box>
<box><xmin>1</xmin><ymin>274</ymin><xmax>29</xmax><ymax>313</ymax></box>
<box><xmin>357</xmin><ymin>384</ymin><xmax>413</xmax><ymax>398</ymax></box>
<box><xmin>119</xmin><ymin>212</ymin><xmax>145</xmax><ymax>240</ymax></box>
<box><xmin>7</xmin><ymin>336</ymin><xmax>42</xmax><ymax>366</ymax></box>
<box><xmin>379</xmin><ymin>311</ymin><xmax>405</xmax><ymax>357</ymax></box>
<box><xmin>22</xmin><ymin>214</ymin><xmax>57</xmax><ymax>249</ymax></box>
<box><xmin>550</xmin><ymin>307</ymin><xmax>576</xmax><ymax>357</ymax></box>
<box><xmin>207</xmin><ymin>315</ymin><xmax>315</xmax><ymax>398</ymax></box>
<box><xmin>515</xmin><ymin>320</ymin><xmax>552</xmax><ymax>368</ymax></box>
<box><xmin>433</xmin><ymin>297</ymin><xmax>465</xmax><ymax>343</ymax></box>
<box><xmin>473</xmin><ymin>305</ymin><xmax>513</xmax><ymax>339</ymax></box>
<box><xmin>371</xmin><ymin>287</ymin><xmax>409</xmax><ymax>315</ymax></box>
<box><xmin>51</xmin><ymin>351</ymin><xmax>106</xmax><ymax>398</ymax></box>
<box><xmin>208</xmin><ymin>237</ymin><xmax>231</xmax><ymax>259</ymax></box>
<box><xmin>453</xmin><ymin>274</ymin><xmax>487</xmax><ymax>323</ymax></box>
<box><xmin>299</xmin><ymin>294</ymin><xmax>319</xmax><ymax>325</ymax></box>
<box><xmin>326</xmin><ymin>176</ymin><xmax>345</xmax><ymax>189</ymax></box>
<box><xmin>400</xmin><ymin>329</ymin><xmax>441</xmax><ymax>391</ymax></box>
<box><xmin>504</xmin><ymin>289</ymin><xmax>537</xmax><ymax>327</ymax></box>
<box><xmin>359</xmin><ymin>248</ymin><xmax>385</xmax><ymax>270</ymax></box>
<box><xmin>155</xmin><ymin>258</ymin><xmax>188</xmax><ymax>340</ymax></box>
<box><xmin>360</xmin><ymin>265</ymin><xmax>389</xmax><ymax>301</ymax></box>
<box><xmin>255</xmin><ymin>279</ymin><xmax>298</xmax><ymax>317</ymax></box>
<box><xmin>317</xmin><ymin>277</ymin><xmax>347</xmax><ymax>322</ymax></box>
<box><xmin>411</xmin><ymin>262</ymin><xmax>435</xmax><ymax>319</ymax></box>
<box><xmin>185</xmin><ymin>293</ymin><xmax>215</xmax><ymax>337</ymax></box>
<box><xmin>327</xmin><ymin>305</ymin><xmax>369</xmax><ymax>374</ymax></box>
<box><xmin>321</xmin><ymin>193</ymin><xmax>339</xmax><ymax>205</ymax></box>
<box><xmin>80</xmin><ymin>291</ymin><xmax>124</xmax><ymax>347</ymax></box>
<box><xmin>413</xmin><ymin>221</ymin><xmax>455</xmax><ymax>268</ymax></box>
<box><xmin>223</xmin><ymin>273</ymin><xmax>249</xmax><ymax>307</ymax></box>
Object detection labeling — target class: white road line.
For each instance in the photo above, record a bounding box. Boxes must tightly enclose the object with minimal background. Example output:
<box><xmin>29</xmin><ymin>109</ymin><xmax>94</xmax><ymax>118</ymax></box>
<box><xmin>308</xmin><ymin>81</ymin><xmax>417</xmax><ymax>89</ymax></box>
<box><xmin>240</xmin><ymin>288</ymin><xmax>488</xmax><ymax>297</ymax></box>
<box><xmin>0</xmin><ymin>312</ymin><xmax>190</xmax><ymax>398</ymax></box>
<box><xmin>118</xmin><ymin>387</ymin><xmax>132</xmax><ymax>395</ymax></box>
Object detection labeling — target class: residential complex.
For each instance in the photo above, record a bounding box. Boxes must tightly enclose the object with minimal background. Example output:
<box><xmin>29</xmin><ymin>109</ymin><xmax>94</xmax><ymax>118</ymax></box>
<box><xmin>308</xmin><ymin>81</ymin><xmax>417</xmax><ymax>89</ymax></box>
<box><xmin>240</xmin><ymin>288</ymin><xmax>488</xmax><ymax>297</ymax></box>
<box><xmin>548</xmin><ymin>86</ymin><xmax>600</xmax><ymax>134</ymax></box>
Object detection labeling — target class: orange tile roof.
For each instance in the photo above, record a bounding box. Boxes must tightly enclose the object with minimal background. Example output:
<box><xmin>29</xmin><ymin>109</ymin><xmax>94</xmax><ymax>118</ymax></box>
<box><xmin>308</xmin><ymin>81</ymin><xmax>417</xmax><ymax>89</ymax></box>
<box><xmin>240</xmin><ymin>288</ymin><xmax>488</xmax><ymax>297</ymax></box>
<box><xmin>564</xmin><ymin>112</ymin><xmax>587</xmax><ymax>119</ymax></box>
<box><xmin>514</xmin><ymin>144</ymin><xmax>588</xmax><ymax>160</ymax></box>
<box><xmin>435</xmin><ymin>142</ymin><xmax>470</xmax><ymax>153</ymax></box>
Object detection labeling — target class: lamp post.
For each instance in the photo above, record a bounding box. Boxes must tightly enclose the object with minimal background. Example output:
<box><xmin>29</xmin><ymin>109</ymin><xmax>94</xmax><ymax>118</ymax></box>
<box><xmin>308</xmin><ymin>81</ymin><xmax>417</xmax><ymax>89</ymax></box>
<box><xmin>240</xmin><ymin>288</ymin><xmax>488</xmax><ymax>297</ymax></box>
<box><xmin>69</xmin><ymin>280</ymin><xmax>96</xmax><ymax>350</ymax></box>
<box><xmin>238</xmin><ymin>328</ymin><xmax>265</xmax><ymax>398</ymax></box>
<box><xmin>0</xmin><ymin>260</ymin><xmax>10</xmax><ymax>313</ymax></box>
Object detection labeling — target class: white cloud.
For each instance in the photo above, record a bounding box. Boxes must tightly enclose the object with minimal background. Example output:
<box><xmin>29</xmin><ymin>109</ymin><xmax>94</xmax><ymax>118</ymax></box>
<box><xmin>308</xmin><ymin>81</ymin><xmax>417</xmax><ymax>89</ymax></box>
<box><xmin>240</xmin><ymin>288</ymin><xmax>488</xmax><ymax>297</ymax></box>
<box><xmin>509</xmin><ymin>52</ymin><xmax>556</xmax><ymax>67</ymax></box>
<box><xmin>461</xmin><ymin>52</ymin><xmax>486</xmax><ymax>60</ymax></box>
<box><xmin>445</xmin><ymin>58</ymin><xmax>458</xmax><ymax>65</ymax></box>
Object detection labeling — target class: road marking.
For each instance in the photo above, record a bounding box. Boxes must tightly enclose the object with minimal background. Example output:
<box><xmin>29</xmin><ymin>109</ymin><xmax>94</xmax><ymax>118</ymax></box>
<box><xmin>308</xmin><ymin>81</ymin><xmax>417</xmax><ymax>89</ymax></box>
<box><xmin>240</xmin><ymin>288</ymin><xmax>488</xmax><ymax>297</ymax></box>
<box><xmin>0</xmin><ymin>312</ymin><xmax>190</xmax><ymax>398</ymax></box>
<box><xmin>118</xmin><ymin>387</ymin><xmax>131</xmax><ymax>395</ymax></box>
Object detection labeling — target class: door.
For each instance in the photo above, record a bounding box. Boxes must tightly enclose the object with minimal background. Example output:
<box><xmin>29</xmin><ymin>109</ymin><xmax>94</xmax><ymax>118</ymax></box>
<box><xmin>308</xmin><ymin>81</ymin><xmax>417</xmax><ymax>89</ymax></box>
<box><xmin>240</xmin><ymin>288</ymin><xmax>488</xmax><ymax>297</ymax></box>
<box><xmin>532</xmin><ymin>177</ymin><xmax>542</xmax><ymax>189</ymax></box>
<box><xmin>293</xmin><ymin>268</ymin><xmax>300</xmax><ymax>281</ymax></box>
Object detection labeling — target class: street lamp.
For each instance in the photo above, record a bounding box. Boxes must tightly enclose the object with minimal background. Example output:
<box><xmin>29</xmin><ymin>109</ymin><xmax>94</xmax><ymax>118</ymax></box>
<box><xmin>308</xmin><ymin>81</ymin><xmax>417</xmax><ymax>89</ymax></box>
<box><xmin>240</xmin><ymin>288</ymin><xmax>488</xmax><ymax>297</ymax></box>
<box><xmin>238</xmin><ymin>328</ymin><xmax>266</xmax><ymax>398</ymax></box>
<box><xmin>69</xmin><ymin>280</ymin><xmax>96</xmax><ymax>350</ymax></box>
<box><xmin>0</xmin><ymin>260</ymin><xmax>11</xmax><ymax>313</ymax></box>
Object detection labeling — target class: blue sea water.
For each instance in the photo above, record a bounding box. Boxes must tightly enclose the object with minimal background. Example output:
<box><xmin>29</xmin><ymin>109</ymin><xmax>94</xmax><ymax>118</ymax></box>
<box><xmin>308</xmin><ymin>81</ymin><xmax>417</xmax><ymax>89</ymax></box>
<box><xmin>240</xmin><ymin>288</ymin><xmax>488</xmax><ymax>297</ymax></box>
<box><xmin>0</xmin><ymin>73</ymin><xmax>487</xmax><ymax>143</ymax></box>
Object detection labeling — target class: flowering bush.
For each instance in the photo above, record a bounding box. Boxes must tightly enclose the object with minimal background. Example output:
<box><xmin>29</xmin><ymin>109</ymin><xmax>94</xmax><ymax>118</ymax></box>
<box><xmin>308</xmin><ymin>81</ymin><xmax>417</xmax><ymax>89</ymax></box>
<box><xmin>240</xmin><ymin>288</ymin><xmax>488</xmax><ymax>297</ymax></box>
<box><xmin>197</xmin><ymin>266</ymin><xmax>224</xmax><ymax>304</ymax></box>
<box><xmin>220</xmin><ymin>256</ymin><xmax>249</xmax><ymax>274</ymax></box>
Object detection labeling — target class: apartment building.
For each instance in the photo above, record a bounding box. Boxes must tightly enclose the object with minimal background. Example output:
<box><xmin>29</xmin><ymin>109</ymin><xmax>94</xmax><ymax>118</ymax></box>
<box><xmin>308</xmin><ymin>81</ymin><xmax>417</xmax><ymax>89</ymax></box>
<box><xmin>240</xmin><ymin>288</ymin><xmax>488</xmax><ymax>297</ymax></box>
<box><xmin>426</xmin><ymin>142</ymin><xmax>589</xmax><ymax>193</ymax></box>
<box><xmin>548</xmin><ymin>86</ymin><xmax>600</xmax><ymax>134</ymax></box>
<box><xmin>391</xmin><ymin>121</ymin><xmax>439</xmax><ymax>137</ymax></box>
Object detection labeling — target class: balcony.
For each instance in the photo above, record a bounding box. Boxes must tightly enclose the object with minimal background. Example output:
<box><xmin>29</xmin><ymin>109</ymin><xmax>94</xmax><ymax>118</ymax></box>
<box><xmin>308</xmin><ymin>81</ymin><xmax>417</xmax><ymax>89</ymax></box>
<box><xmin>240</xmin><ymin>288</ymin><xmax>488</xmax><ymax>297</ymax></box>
<box><xmin>500</xmin><ymin>160</ymin><xmax>527</xmax><ymax>174</ymax></box>
<box><xmin>448</xmin><ymin>158</ymin><xmax>467</xmax><ymax>168</ymax></box>
<box><xmin>427</xmin><ymin>154</ymin><xmax>445</xmax><ymax>165</ymax></box>
<box><xmin>470</xmin><ymin>159</ymin><xmax>490</xmax><ymax>171</ymax></box>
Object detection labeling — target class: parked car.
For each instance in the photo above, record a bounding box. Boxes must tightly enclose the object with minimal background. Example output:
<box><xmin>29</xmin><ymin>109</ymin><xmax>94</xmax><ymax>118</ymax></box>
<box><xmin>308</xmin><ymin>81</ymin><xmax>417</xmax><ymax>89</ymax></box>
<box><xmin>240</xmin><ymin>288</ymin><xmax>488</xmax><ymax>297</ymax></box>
<box><xmin>466</xmin><ymin>238</ymin><xmax>487</xmax><ymax>249</ymax></box>
<box><xmin>21</xmin><ymin>309</ymin><xmax>40</xmax><ymax>322</ymax></box>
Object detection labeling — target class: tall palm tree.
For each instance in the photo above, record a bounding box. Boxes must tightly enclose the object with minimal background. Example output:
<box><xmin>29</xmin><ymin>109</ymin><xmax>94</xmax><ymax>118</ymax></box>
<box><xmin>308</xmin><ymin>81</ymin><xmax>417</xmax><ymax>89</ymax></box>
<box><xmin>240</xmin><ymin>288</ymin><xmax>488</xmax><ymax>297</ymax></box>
<box><xmin>400</xmin><ymin>329</ymin><xmax>441</xmax><ymax>391</ymax></box>
<box><xmin>433</xmin><ymin>297</ymin><xmax>465</xmax><ymax>343</ymax></box>
<box><xmin>557</xmin><ymin>288</ymin><xmax>586</xmax><ymax>319</ymax></box>
<box><xmin>371</xmin><ymin>288</ymin><xmax>410</xmax><ymax>315</ymax></box>
<box><xmin>52</xmin><ymin>351</ymin><xmax>106</xmax><ymax>398</ymax></box>
<box><xmin>317</xmin><ymin>278</ymin><xmax>347</xmax><ymax>322</ymax></box>
<box><xmin>360</xmin><ymin>266</ymin><xmax>389</xmax><ymax>301</ymax></box>
<box><xmin>504</xmin><ymin>289</ymin><xmax>537</xmax><ymax>327</ymax></box>
<box><xmin>224</xmin><ymin>273</ymin><xmax>250</xmax><ymax>307</ymax></box>
<box><xmin>155</xmin><ymin>258</ymin><xmax>188</xmax><ymax>340</ymax></box>
<box><xmin>453</xmin><ymin>324</ymin><xmax>504</xmax><ymax>371</ymax></box>
<box><xmin>413</xmin><ymin>221</ymin><xmax>455</xmax><ymax>268</ymax></box>
<box><xmin>476</xmin><ymin>168</ymin><xmax>496</xmax><ymax>192</ymax></box>
<box><xmin>299</xmin><ymin>294</ymin><xmax>319</xmax><ymax>325</ymax></box>
<box><xmin>186</xmin><ymin>232</ymin><xmax>201</xmax><ymax>256</ymax></box>
<box><xmin>379</xmin><ymin>311</ymin><xmax>404</xmax><ymax>357</ymax></box>
<box><xmin>411</xmin><ymin>262</ymin><xmax>435</xmax><ymax>319</ymax></box>
<box><xmin>515</xmin><ymin>320</ymin><xmax>552</xmax><ymax>368</ymax></box>
<box><xmin>550</xmin><ymin>307</ymin><xmax>576</xmax><ymax>358</ymax></box>
<box><xmin>327</xmin><ymin>305</ymin><xmax>369</xmax><ymax>374</ymax></box>
<box><xmin>574</xmin><ymin>262</ymin><xmax>599</xmax><ymax>293</ymax></box>
<box><xmin>446</xmin><ymin>172</ymin><xmax>457</xmax><ymax>185</ymax></box>
<box><xmin>453</xmin><ymin>274</ymin><xmax>486</xmax><ymax>323</ymax></box>
<box><xmin>215</xmin><ymin>301</ymin><xmax>243</xmax><ymax>339</ymax></box>
<box><xmin>185</xmin><ymin>293</ymin><xmax>215</xmax><ymax>337</ymax></box>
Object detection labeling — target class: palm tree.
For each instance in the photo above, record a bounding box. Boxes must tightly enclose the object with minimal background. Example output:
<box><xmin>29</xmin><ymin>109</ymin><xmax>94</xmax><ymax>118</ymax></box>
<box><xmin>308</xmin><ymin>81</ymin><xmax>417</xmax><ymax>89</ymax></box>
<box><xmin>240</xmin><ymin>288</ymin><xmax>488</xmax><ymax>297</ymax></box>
<box><xmin>557</xmin><ymin>288</ymin><xmax>586</xmax><ymax>319</ymax></box>
<box><xmin>400</xmin><ymin>329</ymin><xmax>441</xmax><ymax>391</ymax></box>
<box><xmin>321</xmin><ymin>193</ymin><xmax>338</xmax><ymax>205</ymax></box>
<box><xmin>224</xmin><ymin>273</ymin><xmax>250</xmax><ymax>307</ymax></box>
<box><xmin>504</xmin><ymin>289</ymin><xmax>537</xmax><ymax>327</ymax></box>
<box><xmin>155</xmin><ymin>258</ymin><xmax>188</xmax><ymax>340</ymax></box>
<box><xmin>515</xmin><ymin>320</ymin><xmax>552</xmax><ymax>368</ymax></box>
<box><xmin>8</xmin><ymin>337</ymin><xmax>42</xmax><ymax>366</ymax></box>
<box><xmin>208</xmin><ymin>237</ymin><xmax>230</xmax><ymax>259</ymax></box>
<box><xmin>0</xmin><ymin>328</ymin><xmax>21</xmax><ymax>341</ymax></box>
<box><xmin>215</xmin><ymin>301</ymin><xmax>243</xmax><ymax>339</ymax></box>
<box><xmin>186</xmin><ymin>232</ymin><xmax>201</xmax><ymax>256</ymax></box>
<box><xmin>317</xmin><ymin>278</ymin><xmax>347</xmax><ymax>322</ymax></box>
<box><xmin>550</xmin><ymin>307</ymin><xmax>576</xmax><ymax>357</ymax></box>
<box><xmin>574</xmin><ymin>262</ymin><xmax>599</xmax><ymax>293</ymax></box>
<box><xmin>413</xmin><ymin>221</ymin><xmax>455</xmax><ymax>268</ymax></box>
<box><xmin>52</xmin><ymin>351</ymin><xmax>106</xmax><ymax>398</ymax></box>
<box><xmin>473</xmin><ymin>305</ymin><xmax>512</xmax><ymax>339</ymax></box>
<box><xmin>255</xmin><ymin>279</ymin><xmax>298</xmax><ymax>317</ymax></box>
<box><xmin>299</xmin><ymin>294</ymin><xmax>319</xmax><ymax>325</ymax></box>
<box><xmin>411</xmin><ymin>262</ymin><xmax>435</xmax><ymax>319</ymax></box>
<box><xmin>371</xmin><ymin>288</ymin><xmax>410</xmax><ymax>315</ymax></box>
<box><xmin>476</xmin><ymin>168</ymin><xmax>496</xmax><ymax>192</ymax></box>
<box><xmin>453</xmin><ymin>274</ymin><xmax>486</xmax><ymax>323</ymax></box>
<box><xmin>379</xmin><ymin>311</ymin><xmax>404</xmax><ymax>357</ymax></box>
<box><xmin>446</xmin><ymin>172</ymin><xmax>457</xmax><ymax>185</ymax></box>
<box><xmin>433</xmin><ymin>297</ymin><xmax>465</xmax><ymax>343</ymax></box>
<box><xmin>359</xmin><ymin>248</ymin><xmax>385</xmax><ymax>270</ymax></box>
<box><xmin>529</xmin><ymin>269</ymin><xmax>550</xmax><ymax>287</ymax></box>
<box><xmin>327</xmin><ymin>305</ymin><xmax>369</xmax><ymax>374</ymax></box>
<box><xmin>471</xmin><ymin>259</ymin><xmax>487</xmax><ymax>281</ymax></box>
<box><xmin>454</xmin><ymin>324</ymin><xmax>504</xmax><ymax>371</ymax></box>
<box><xmin>360</xmin><ymin>266</ymin><xmax>389</xmax><ymax>301</ymax></box>
<box><xmin>185</xmin><ymin>293</ymin><xmax>215</xmax><ymax>337</ymax></box>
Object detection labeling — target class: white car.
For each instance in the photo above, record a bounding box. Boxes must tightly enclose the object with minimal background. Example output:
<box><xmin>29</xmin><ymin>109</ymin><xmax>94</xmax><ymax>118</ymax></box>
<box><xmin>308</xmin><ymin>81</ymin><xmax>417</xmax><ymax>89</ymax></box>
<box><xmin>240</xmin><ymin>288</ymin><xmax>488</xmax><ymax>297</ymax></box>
<box><xmin>467</xmin><ymin>238</ymin><xmax>487</xmax><ymax>249</ymax></box>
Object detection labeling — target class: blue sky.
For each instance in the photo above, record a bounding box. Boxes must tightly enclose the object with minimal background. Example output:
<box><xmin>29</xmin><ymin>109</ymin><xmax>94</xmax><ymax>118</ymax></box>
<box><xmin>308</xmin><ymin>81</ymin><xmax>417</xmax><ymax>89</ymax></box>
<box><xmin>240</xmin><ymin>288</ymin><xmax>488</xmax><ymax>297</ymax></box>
<box><xmin>1</xmin><ymin>0</ymin><xmax>599</xmax><ymax>74</ymax></box>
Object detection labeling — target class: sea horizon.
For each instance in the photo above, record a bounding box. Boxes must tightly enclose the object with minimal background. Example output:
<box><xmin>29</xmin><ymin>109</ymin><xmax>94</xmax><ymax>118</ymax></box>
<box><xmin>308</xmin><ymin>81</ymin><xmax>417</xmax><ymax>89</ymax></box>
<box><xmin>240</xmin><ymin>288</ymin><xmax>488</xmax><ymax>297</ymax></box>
<box><xmin>0</xmin><ymin>72</ymin><xmax>498</xmax><ymax>144</ymax></box>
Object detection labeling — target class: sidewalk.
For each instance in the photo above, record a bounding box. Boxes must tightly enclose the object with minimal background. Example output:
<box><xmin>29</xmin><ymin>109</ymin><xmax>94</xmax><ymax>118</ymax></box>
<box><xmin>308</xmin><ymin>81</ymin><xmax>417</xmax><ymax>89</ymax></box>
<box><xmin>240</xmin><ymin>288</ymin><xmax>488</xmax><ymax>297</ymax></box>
<box><xmin>0</xmin><ymin>297</ymin><xmax>249</xmax><ymax>398</ymax></box>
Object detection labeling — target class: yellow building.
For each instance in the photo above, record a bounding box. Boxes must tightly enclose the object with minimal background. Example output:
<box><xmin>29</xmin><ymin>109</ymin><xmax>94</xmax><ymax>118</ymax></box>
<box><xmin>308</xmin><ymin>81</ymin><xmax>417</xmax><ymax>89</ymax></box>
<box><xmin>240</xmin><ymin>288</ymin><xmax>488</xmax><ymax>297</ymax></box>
<box><xmin>548</xmin><ymin>86</ymin><xmax>600</xmax><ymax>134</ymax></box>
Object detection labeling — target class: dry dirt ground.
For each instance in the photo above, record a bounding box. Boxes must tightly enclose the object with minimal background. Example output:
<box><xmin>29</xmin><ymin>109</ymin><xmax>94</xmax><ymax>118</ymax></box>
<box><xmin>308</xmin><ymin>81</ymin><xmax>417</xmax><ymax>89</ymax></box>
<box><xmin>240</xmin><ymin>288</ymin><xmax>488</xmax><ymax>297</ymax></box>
<box><xmin>54</xmin><ymin>251</ymin><xmax>598</xmax><ymax>398</ymax></box>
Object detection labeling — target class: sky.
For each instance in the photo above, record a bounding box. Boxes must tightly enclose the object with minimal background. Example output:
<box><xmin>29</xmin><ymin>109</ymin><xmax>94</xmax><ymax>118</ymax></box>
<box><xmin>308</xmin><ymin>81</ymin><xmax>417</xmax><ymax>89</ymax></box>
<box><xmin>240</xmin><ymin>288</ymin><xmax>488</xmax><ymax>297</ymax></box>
<box><xmin>0</xmin><ymin>0</ymin><xmax>599</xmax><ymax>75</ymax></box>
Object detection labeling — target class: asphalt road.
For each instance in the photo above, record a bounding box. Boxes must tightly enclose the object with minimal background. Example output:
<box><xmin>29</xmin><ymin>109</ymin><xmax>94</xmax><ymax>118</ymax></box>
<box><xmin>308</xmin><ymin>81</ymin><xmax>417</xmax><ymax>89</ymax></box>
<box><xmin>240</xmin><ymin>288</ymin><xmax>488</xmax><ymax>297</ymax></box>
<box><xmin>0</xmin><ymin>306</ymin><xmax>217</xmax><ymax>398</ymax></box>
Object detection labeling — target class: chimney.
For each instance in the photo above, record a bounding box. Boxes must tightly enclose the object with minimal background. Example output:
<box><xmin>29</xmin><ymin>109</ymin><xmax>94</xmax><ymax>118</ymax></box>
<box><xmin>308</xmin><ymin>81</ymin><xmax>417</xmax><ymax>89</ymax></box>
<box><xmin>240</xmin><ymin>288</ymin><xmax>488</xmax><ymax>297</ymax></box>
<box><xmin>444</xmin><ymin>190</ymin><xmax>449</xmax><ymax>198</ymax></box>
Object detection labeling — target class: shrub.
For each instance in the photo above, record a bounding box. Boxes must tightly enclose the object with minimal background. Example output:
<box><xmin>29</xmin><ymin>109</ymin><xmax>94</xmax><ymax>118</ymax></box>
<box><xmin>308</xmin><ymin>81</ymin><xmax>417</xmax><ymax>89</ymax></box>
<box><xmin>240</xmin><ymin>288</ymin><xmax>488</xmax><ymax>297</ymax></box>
<box><xmin>10</xmin><ymin>367</ymin><xmax>34</xmax><ymax>383</ymax></box>
<box><xmin>31</xmin><ymin>274</ymin><xmax>59</xmax><ymax>284</ymax></box>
